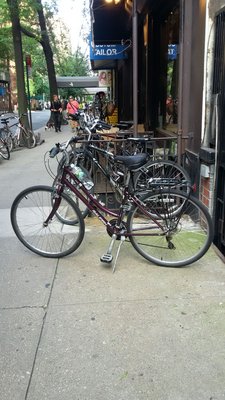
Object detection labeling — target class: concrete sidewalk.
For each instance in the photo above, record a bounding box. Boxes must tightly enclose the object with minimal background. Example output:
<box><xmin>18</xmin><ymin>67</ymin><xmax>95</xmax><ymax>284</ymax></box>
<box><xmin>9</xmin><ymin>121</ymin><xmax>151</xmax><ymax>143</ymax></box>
<box><xmin>0</xmin><ymin>124</ymin><xmax>225</xmax><ymax>400</ymax></box>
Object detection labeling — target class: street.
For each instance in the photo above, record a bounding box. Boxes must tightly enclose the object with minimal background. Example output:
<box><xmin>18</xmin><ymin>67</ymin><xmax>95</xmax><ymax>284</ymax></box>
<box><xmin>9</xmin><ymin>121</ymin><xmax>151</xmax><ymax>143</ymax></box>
<box><xmin>0</xmin><ymin>109</ymin><xmax>51</xmax><ymax>132</ymax></box>
<box><xmin>1</xmin><ymin>125</ymin><xmax>225</xmax><ymax>400</ymax></box>
<box><xmin>30</xmin><ymin>109</ymin><xmax>51</xmax><ymax>130</ymax></box>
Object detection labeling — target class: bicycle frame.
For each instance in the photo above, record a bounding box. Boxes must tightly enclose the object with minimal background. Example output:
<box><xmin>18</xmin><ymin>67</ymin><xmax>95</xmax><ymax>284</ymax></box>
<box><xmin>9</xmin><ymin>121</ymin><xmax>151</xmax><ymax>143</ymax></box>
<box><xmin>75</xmin><ymin>142</ymin><xmax>128</xmax><ymax>196</ymax></box>
<box><xmin>53</xmin><ymin>164</ymin><xmax>166</xmax><ymax>238</ymax></box>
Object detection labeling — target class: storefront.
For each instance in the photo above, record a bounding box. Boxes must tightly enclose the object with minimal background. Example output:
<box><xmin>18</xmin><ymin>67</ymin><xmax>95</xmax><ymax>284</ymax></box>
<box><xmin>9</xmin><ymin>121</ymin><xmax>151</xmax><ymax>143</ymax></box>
<box><xmin>90</xmin><ymin>0</ymin><xmax>225</xmax><ymax>258</ymax></box>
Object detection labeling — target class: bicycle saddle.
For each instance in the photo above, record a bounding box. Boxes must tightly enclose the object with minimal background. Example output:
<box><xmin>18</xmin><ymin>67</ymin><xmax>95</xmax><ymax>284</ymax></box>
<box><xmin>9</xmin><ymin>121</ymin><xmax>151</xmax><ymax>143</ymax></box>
<box><xmin>114</xmin><ymin>153</ymin><xmax>149</xmax><ymax>170</ymax></box>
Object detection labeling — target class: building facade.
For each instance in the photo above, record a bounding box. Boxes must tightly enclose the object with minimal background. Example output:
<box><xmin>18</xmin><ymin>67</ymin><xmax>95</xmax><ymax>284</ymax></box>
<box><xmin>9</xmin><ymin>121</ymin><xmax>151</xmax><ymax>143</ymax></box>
<box><xmin>90</xmin><ymin>0</ymin><xmax>225</xmax><ymax>259</ymax></box>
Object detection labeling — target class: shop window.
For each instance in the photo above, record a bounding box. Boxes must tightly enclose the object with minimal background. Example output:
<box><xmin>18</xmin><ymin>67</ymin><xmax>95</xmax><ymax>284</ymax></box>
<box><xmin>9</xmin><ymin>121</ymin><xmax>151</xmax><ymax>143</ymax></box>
<box><xmin>160</xmin><ymin>6</ymin><xmax>179</xmax><ymax>131</ymax></box>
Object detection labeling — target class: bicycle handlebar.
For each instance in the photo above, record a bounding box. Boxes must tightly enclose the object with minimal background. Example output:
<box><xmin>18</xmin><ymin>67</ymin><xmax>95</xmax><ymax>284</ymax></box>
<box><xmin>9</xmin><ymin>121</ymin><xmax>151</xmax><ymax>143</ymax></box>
<box><xmin>49</xmin><ymin>144</ymin><xmax>60</xmax><ymax>158</ymax></box>
<box><xmin>49</xmin><ymin>135</ymin><xmax>85</xmax><ymax>158</ymax></box>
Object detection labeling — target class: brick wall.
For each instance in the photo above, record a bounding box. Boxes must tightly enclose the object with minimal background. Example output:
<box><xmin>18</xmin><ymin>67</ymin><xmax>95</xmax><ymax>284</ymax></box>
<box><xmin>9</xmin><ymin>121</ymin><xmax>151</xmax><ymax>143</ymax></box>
<box><xmin>200</xmin><ymin>164</ymin><xmax>215</xmax><ymax>215</ymax></box>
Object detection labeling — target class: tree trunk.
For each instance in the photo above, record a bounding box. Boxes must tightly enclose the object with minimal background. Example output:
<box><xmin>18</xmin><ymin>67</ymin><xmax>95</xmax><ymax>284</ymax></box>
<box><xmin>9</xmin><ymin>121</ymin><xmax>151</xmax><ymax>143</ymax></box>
<box><xmin>36</xmin><ymin>0</ymin><xmax>58</xmax><ymax>100</ymax></box>
<box><xmin>7</xmin><ymin>0</ymin><xmax>28</xmax><ymax>119</ymax></box>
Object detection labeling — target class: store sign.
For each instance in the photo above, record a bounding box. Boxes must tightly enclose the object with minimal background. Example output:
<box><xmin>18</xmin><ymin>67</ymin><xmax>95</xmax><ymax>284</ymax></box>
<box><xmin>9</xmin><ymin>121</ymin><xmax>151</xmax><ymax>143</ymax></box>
<box><xmin>168</xmin><ymin>44</ymin><xmax>178</xmax><ymax>60</ymax></box>
<box><xmin>0</xmin><ymin>86</ymin><xmax>6</xmax><ymax>96</ymax></box>
<box><xmin>90</xmin><ymin>42</ymin><xmax>127</xmax><ymax>60</ymax></box>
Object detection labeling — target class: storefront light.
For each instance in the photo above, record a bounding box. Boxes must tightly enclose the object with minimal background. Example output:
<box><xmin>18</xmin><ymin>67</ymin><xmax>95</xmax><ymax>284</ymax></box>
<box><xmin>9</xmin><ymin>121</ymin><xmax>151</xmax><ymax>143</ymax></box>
<box><xmin>93</xmin><ymin>0</ymin><xmax>121</xmax><ymax>11</ymax></box>
<box><xmin>105</xmin><ymin>0</ymin><xmax>121</xmax><ymax>4</ymax></box>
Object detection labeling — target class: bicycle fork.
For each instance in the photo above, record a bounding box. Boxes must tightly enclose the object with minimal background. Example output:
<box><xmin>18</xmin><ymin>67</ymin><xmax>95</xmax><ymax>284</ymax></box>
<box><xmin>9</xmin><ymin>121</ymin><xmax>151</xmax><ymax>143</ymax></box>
<box><xmin>43</xmin><ymin>193</ymin><xmax>62</xmax><ymax>226</ymax></box>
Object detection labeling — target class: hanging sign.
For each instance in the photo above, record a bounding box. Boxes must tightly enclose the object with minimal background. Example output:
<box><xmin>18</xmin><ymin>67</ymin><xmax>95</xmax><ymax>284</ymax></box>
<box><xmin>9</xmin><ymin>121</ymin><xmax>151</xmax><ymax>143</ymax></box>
<box><xmin>90</xmin><ymin>40</ymin><xmax>127</xmax><ymax>60</ymax></box>
<box><xmin>168</xmin><ymin>44</ymin><xmax>178</xmax><ymax>60</ymax></box>
<box><xmin>25</xmin><ymin>54</ymin><xmax>32</xmax><ymax>78</ymax></box>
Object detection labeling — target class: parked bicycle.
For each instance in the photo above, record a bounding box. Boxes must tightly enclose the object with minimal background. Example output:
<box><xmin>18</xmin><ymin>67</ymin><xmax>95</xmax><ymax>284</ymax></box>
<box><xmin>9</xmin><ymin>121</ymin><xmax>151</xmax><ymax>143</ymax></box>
<box><xmin>11</xmin><ymin>136</ymin><xmax>213</xmax><ymax>272</ymax></box>
<box><xmin>0</xmin><ymin>113</ymin><xmax>36</xmax><ymax>150</ymax></box>
<box><xmin>60</xmin><ymin>113</ymin><xmax>192</xmax><ymax>193</ymax></box>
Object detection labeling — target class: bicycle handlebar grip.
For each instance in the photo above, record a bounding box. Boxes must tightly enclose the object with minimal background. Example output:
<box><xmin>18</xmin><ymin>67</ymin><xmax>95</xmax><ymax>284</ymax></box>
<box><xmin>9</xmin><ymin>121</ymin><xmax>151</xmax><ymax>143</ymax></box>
<box><xmin>49</xmin><ymin>145</ymin><xmax>60</xmax><ymax>158</ymax></box>
<box><xmin>98</xmin><ymin>121</ymin><xmax>111</xmax><ymax>130</ymax></box>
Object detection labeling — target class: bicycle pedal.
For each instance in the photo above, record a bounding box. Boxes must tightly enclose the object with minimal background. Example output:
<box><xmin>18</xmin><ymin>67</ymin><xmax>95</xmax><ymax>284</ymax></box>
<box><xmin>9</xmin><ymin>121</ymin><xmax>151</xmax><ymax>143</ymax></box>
<box><xmin>100</xmin><ymin>254</ymin><xmax>113</xmax><ymax>263</ymax></box>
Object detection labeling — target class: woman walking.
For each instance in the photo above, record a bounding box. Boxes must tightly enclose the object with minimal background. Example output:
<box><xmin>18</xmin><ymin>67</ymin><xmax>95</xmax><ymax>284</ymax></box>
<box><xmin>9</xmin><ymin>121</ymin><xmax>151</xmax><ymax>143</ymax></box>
<box><xmin>50</xmin><ymin>94</ymin><xmax>62</xmax><ymax>132</ymax></box>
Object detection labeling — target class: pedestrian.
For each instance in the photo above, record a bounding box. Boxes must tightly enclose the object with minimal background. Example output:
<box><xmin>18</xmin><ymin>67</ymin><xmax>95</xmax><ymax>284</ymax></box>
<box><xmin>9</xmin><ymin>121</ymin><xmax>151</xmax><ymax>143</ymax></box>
<box><xmin>66</xmin><ymin>96</ymin><xmax>79</xmax><ymax>115</ymax></box>
<box><xmin>50</xmin><ymin>94</ymin><xmax>62</xmax><ymax>132</ymax></box>
<box><xmin>61</xmin><ymin>97</ymin><xmax>68</xmax><ymax>125</ymax></box>
<box><xmin>66</xmin><ymin>96</ymin><xmax>80</xmax><ymax>132</ymax></box>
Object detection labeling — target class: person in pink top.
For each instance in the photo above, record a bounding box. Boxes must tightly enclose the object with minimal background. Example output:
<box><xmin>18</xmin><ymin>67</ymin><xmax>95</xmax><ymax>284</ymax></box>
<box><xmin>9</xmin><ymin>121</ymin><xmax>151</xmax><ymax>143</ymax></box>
<box><xmin>67</xmin><ymin>96</ymin><xmax>80</xmax><ymax>132</ymax></box>
<box><xmin>66</xmin><ymin>96</ymin><xmax>79</xmax><ymax>115</ymax></box>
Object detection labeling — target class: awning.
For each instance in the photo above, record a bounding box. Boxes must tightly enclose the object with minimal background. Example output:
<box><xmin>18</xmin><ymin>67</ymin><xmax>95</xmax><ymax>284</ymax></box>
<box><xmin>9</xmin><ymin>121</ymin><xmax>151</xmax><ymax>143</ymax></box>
<box><xmin>56</xmin><ymin>76</ymin><xmax>99</xmax><ymax>88</ymax></box>
<box><xmin>90</xmin><ymin>0</ymin><xmax>131</xmax><ymax>45</ymax></box>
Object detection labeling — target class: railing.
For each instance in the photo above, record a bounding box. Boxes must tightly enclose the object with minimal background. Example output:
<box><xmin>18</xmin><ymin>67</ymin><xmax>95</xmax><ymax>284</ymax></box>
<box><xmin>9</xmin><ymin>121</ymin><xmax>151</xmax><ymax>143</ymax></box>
<box><xmin>91</xmin><ymin>131</ymin><xmax>192</xmax><ymax>204</ymax></box>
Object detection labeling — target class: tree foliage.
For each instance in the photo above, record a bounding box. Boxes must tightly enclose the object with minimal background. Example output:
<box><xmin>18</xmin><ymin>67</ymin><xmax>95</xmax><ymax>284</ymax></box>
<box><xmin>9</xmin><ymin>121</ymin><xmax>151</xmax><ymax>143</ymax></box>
<box><xmin>0</xmin><ymin>0</ymin><xmax>90</xmax><ymax>107</ymax></box>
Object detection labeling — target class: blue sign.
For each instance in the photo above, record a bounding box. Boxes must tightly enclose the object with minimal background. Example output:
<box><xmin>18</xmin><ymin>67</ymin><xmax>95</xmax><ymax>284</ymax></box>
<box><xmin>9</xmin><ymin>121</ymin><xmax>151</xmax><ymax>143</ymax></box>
<box><xmin>0</xmin><ymin>87</ymin><xmax>6</xmax><ymax>96</ymax></box>
<box><xmin>168</xmin><ymin>44</ymin><xmax>178</xmax><ymax>60</ymax></box>
<box><xmin>90</xmin><ymin>41</ymin><xmax>127</xmax><ymax>61</ymax></box>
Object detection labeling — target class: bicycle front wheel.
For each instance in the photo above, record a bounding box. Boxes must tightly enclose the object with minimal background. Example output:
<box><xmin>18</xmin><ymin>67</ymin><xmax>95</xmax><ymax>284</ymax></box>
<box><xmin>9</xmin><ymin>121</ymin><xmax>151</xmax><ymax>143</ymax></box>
<box><xmin>10</xmin><ymin>185</ymin><xmax>85</xmax><ymax>258</ymax></box>
<box><xmin>127</xmin><ymin>190</ymin><xmax>213</xmax><ymax>267</ymax></box>
<box><xmin>0</xmin><ymin>138</ymin><xmax>10</xmax><ymax>160</ymax></box>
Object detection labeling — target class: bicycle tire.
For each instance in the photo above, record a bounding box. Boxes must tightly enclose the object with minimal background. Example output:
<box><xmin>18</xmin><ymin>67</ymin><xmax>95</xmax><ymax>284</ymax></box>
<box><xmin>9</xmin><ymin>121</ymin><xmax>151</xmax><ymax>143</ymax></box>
<box><xmin>127</xmin><ymin>189</ymin><xmax>213</xmax><ymax>267</ymax></box>
<box><xmin>132</xmin><ymin>160</ymin><xmax>191</xmax><ymax>194</ymax></box>
<box><xmin>10</xmin><ymin>185</ymin><xmax>85</xmax><ymax>258</ymax></box>
<box><xmin>54</xmin><ymin>161</ymin><xmax>93</xmax><ymax>219</ymax></box>
<box><xmin>0</xmin><ymin>128</ymin><xmax>13</xmax><ymax>152</ymax></box>
<box><xmin>0</xmin><ymin>138</ymin><xmax>10</xmax><ymax>160</ymax></box>
<box><xmin>26</xmin><ymin>129</ymin><xmax>36</xmax><ymax>148</ymax></box>
<box><xmin>19</xmin><ymin>128</ymin><xmax>36</xmax><ymax>148</ymax></box>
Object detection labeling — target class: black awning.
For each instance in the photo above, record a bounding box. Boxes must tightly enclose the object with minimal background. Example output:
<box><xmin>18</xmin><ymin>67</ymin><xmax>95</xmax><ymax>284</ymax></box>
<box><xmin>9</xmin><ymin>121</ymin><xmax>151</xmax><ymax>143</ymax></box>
<box><xmin>91</xmin><ymin>0</ymin><xmax>131</xmax><ymax>44</ymax></box>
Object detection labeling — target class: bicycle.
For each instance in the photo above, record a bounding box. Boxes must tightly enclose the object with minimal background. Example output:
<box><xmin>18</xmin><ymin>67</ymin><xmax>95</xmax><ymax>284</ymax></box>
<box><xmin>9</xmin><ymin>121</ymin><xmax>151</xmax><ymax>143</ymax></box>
<box><xmin>0</xmin><ymin>129</ymin><xmax>10</xmax><ymax>160</ymax></box>
<box><xmin>0</xmin><ymin>113</ymin><xmax>36</xmax><ymax>150</ymax></box>
<box><xmin>48</xmin><ymin>126</ymin><xmax>191</xmax><ymax>221</ymax></box>
<box><xmin>56</xmin><ymin>114</ymin><xmax>191</xmax><ymax>190</ymax></box>
<box><xmin>10</xmin><ymin>136</ymin><xmax>213</xmax><ymax>271</ymax></box>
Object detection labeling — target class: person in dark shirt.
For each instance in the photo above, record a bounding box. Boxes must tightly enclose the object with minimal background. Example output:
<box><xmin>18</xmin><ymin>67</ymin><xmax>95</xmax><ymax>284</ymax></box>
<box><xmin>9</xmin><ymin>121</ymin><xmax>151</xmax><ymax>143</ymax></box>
<box><xmin>50</xmin><ymin>94</ymin><xmax>62</xmax><ymax>132</ymax></box>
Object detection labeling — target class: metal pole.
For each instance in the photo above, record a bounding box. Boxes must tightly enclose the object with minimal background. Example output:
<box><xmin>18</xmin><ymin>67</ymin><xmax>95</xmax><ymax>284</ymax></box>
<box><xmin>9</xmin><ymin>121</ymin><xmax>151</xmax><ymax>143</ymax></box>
<box><xmin>25</xmin><ymin>61</ymin><xmax>33</xmax><ymax>131</ymax></box>
<box><xmin>177</xmin><ymin>0</ymin><xmax>184</xmax><ymax>163</ymax></box>
<box><xmin>132</xmin><ymin>0</ymin><xmax>138</xmax><ymax>137</ymax></box>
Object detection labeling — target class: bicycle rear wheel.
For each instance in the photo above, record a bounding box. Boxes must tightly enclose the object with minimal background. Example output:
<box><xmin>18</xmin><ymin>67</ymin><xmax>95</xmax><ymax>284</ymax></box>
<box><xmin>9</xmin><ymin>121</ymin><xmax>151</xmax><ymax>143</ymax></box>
<box><xmin>132</xmin><ymin>160</ymin><xmax>191</xmax><ymax>193</ymax></box>
<box><xmin>26</xmin><ymin>129</ymin><xmax>36</xmax><ymax>148</ymax></box>
<box><xmin>20</xmin><ymin>128</ymin><xmax>36</xmax><ymax>148</ymax></box>
<box><xmin>0</xmin><ymin>128</ymin><xmax>13</xmax><ymax>152</ymax></box>
<box><xmin>10</xmin><ymin>185</ymin><xmax>85</xmax><ymax>258</ymax></box>
<box><xmin>127</xmin><ymin>190</ymin><xmax>213</xmax><ymax>267</ymax></box>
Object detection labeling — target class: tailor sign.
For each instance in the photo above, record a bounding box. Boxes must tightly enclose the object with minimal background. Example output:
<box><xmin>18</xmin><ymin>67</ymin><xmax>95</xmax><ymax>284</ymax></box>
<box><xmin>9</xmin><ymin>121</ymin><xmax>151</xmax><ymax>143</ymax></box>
<box><xmin>90</xmin><ymin>42</ymin><xmax>127</xmax><ymax>60</ymax></box>
<box><xmin>168</xmin><ymin>44</ymin><xmax>178</xmax><ymax>60</ymax></box>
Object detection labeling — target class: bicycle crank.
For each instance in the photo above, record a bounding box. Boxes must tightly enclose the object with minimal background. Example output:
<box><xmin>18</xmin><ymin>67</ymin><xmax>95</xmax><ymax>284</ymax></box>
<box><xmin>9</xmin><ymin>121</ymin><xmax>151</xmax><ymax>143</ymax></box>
<box><xmin>106</xmin><ymin>219</ymin><xmax>127</xmax><ymax>240</ymax></box>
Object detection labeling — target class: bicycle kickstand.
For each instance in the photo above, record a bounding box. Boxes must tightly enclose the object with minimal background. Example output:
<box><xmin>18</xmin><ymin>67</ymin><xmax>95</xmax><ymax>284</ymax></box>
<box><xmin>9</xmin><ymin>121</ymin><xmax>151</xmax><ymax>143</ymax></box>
<box><xmin>112</xmin><ymin>235</ymin><xmax>125</xmax><ymax>273</ymax></box>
